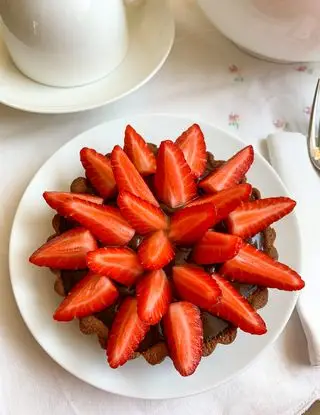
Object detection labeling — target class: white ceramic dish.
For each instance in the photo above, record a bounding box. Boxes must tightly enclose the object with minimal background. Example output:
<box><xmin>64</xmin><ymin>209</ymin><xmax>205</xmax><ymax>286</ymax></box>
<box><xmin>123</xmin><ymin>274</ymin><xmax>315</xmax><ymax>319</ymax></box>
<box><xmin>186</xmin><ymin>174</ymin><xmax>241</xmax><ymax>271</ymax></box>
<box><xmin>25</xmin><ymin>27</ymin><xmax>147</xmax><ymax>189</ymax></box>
<box><xmin>9</xmin><ymin>114</ymin><xmax>301</xmax><ymax>399</ymax></box>
<box><xmin>197</xmin><ymin>0</ymin><xmax>320</xmax><ymax>63</ymax></box>
<box><xmin>0</xmin><ymin>0</ymin><xmax>174</xmax><ymax>114</ymax></box>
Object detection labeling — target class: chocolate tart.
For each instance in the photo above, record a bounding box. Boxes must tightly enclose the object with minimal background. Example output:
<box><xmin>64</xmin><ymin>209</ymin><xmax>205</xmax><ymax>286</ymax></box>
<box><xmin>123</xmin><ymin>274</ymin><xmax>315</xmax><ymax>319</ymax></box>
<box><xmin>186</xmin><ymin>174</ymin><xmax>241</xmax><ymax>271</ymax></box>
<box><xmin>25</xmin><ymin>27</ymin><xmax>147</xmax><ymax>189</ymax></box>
<box><xmin>49</xmin><ymin>148</ymin><xmax>277</xmax><ymax>366</ymax></box>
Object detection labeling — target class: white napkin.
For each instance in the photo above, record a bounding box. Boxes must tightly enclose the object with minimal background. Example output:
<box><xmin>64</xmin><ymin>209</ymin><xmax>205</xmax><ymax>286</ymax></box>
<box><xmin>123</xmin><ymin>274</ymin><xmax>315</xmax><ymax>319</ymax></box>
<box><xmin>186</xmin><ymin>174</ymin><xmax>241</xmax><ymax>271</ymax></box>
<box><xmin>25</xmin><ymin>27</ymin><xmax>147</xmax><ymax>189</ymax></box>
<box><xmin>267</xmin><ymin>131</ymin><xmax>320</xmax><ymax>366</ymax></box>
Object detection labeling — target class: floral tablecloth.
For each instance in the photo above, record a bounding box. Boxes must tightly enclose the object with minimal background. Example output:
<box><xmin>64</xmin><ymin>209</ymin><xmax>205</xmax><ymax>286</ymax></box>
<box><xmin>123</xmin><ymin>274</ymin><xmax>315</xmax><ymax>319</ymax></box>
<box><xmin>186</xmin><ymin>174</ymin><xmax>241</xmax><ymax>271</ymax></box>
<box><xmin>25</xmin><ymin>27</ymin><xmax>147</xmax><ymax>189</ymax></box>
<box><xmin>0</xmin><ymin>0</ymin><xmax>319</xmax><ymax>414</ymax></box>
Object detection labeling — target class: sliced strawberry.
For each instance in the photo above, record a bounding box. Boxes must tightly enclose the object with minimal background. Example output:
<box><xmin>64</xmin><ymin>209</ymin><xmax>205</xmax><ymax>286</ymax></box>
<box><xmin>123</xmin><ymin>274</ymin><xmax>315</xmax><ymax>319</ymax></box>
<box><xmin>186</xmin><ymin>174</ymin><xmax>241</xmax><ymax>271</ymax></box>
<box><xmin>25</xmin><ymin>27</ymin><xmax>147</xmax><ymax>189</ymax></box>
<box><xmin>87</xmin><ymin>247</ymin><xmax>143</xmax><ymax>286</ymax></box>
<box><xmin>199</xmin><ymin>145</ymin><xmax>254</xmax><ymax>193</ymax></box>
<box><xmin>220</xmin><ymin>243</ymin><xmax>305</xmax><ymax>291</ymax></box>
<box><xmin>210</xmin><ymin>273</ymin><xmax>267</xmax><ymax>335</ymax></box>
<box><xmin>169</xmin><ymin>204</ymin><xmax>217</xmax><ymax>245</ymax></box>
<box><xmin>192</xmin><ymin>231</ymin><xmax>243</xmax><ymax>264</ymax></box>
<box><xmin>53</xmin><ymin>273</ymin><xmax>118</xmax><ymax>321</ymax></box>
<box><xmin>138</xmin><ymin>230</ymin><xmax>174</xmax><ymax>270</ymax></box>
<box><xmin>172</xmin><ymin>265</ymin><xmax>221</xmax><ymax>310</ymax></box>
<box><xmin>226</xmin><ymin>197</ymin><xmax>296</xmax><ymax>239</ymax></box>
<box><xmin>175</xmin><ymin>124</ymin><xmax>207</xmax><ymax>178</ymax></box>
<box><xmin>29</xmin><ymin>228</ymin><xmax>97</xmax><ymax>270</ymax></box>
<box><xmin>187</xmin><ymin>183</ymin><xmax>252</xmax><ymax>222</ymax></box>
<box><xmin>59</xmin><ymin>198</ymin><xmax>135</xmax><ymax>246</ymax></box>
<box><xmin>117</xmin><ymin>191</ymin><xmax>168</xmax><ymax>235</ymax></box>
<box><xmin>123</xmin><ymin>125</ymin><xmax>157</xmax><ymax>176</ymax></box>
<box><xmin>162</xmin><ymin>301</ymin><xmax>203</xmax><ymax>377</ymax></box>
<box><xmin>80</xmin><ymin>147</ymin><xmax>117</xmax><ymax>199</ymax></box>
<box><xmin>136</xmin><ymin>269</ymin><xmax>171</xmax><ymax>325</ymax></box>
<box><xmin>43</xmin><ymin>191</ymin><xmax>103</xmax><ymax>213</ymax></box>
<box><xmin>111</xmin><ymin>145</ymin><xmax>158</xmax><ymax>206</ymax></box>
<box><xmin>107</xmin><ymin>297</ymin><xmax>150</xmax><ymax>368</ymax></box>
<box><xmin>154</xmin><ymin>140</ymin><xmax>197</xmax><ymax>208</ymax></box>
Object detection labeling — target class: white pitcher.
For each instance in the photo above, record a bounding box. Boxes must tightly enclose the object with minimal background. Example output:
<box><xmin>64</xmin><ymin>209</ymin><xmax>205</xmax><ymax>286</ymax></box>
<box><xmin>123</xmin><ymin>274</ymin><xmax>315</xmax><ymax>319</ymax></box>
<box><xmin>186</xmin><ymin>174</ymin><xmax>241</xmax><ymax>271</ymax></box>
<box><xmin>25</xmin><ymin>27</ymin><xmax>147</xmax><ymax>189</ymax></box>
<box><xmin>0</xmin><ymin>0</ymin><xmax>141</xmax><ymax>87</ymax></box>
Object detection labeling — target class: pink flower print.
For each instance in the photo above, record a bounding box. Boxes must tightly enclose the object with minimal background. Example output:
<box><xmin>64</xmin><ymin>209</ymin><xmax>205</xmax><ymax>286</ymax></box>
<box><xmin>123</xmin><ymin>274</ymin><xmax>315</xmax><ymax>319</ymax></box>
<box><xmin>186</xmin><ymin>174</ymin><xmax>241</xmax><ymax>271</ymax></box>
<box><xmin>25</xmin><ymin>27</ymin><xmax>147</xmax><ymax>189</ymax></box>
<box><xmin>296</xmin><ymin>65</ymin><xmax>308</xmax><ymax>72</ymax></box>
<box><xmin>229</xmin><ymin>113</ymin><xmax>240</xmax><ymax>129</ymax></box>
<box><xmin>228</xmin><ymin>64</ymin><xmax>244</xmax><ymax>82</ymax></box>
<box><xmin>304</xmin><ymin>106</ymin><xmax>311</xmax><ymax>115</ymax></box>
<box><xmin>229</xmin><ymin>64</ymin><xmax>239</xmax><ymax>73</ymax></box>
<box><xmin>295</xmin><ymin>65</ymin><xmax>313</xmax><ymax>74</ymax></box>
<box><xmin>273</xmin><ymin>119</ymin><xmax>290</xmax><ymax>131</ymax></box>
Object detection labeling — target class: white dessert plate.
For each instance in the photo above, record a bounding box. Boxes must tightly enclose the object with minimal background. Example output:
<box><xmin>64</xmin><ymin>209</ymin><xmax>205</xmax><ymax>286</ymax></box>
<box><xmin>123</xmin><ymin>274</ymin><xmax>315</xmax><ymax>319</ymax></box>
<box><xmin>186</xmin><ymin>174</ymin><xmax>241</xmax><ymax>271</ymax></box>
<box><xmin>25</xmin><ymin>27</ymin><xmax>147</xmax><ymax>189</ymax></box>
<box><xmin>0</xmin><ymin>1</ymin><xmax>174</xmax><ymax>114</ymax></box>
<box><xmin>197</xmin><ymin>0</ymin><xmax>320</xmax><ymax>63</ymax></box>
<box><xmin>9</xmin><ymin>114</ymin><xmax>301</xmax><ymax>399</ymax></box>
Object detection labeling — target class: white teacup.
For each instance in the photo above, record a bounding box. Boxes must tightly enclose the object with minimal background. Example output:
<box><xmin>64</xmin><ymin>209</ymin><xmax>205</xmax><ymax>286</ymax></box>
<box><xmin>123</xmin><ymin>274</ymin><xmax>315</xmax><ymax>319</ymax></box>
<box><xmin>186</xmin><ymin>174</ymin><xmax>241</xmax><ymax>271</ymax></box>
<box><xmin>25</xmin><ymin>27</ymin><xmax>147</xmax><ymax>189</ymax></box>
<box><xmin>0</xmin><ymin>0</ymin><xmax>142</xmax><ymax>87</ymax></box>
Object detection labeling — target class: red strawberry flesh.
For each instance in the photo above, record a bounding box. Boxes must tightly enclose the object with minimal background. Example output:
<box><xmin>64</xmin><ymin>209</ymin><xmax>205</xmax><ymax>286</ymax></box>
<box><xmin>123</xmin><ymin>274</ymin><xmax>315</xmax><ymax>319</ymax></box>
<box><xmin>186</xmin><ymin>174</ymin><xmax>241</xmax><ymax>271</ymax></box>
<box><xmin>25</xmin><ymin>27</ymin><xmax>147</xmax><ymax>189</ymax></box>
<box><xmin>87</xmin><ymin>247</ymin><xmax>143</xmax><ymax>286</ymax></box>
<box><xmin>80</xmin><ymin>147</ymin><xmax>117</xmax><ymax>199</ymax></box>
<box><xmin>162</xmin><ymin>301</ymin><xmax>203</xmax><ymax>377</ymax></box>
<box><xmin>107</xmin><ymin>297</ymin><xmax>150</xmax><ymax>368</ymax></box>
<box><xmin>59</xmin><ymin>198</ymin><xmax>135</xmax><ymax>246</ymax></box>
<box><xmin>124</xmin><ymin>125</ymin><xmax>157</xmax><ymax>176</ymax></box>
<box><xmin>53</xmin><ymin>273</ymin><xmax>118</xmax><ymax>321</ymax></box>
<box><xmin>136</xmin><ymin>269</ymin><xmax>171</xmax><ymax>325</ymax></box>
<box><xmin>138</xmin><ymin>230</ymin><xmax>175</xmax><ymax>270</ymax></box>
<box><xmin>192</xmin><ymin>231</ymin><xmax>243</xmax><ymax>264</ymax></box>
<box><xmin>220</xmin><ymin>243</ymin><xmax>305</xmax><ymax>291</ymax></box>
<box><xmin>199</xmin><ymin>145</ymin><xmax>254</xmax><ymax>193</ymax></box>
<box><xmin>172</xmin><ymin>265</ymin><xmax>221</xmax><ymax>310</ymax></box>
<box><xmin>226</xmin><ymin>197</ymin><xmax>296</xmax><ymax>239</ymax></box>
<box><xmin>29</xmin><ymin>227</ymin><xmax>97</xmax><ymax>270</ymax></box>
<box><xmin>175</xmin><ymin>123</ymin><xmax>207</xmax><ymax>178</ymax></box>
<box><xmin>117</xmin><ymin>191</ymin><xmax>168</xmax><ymax>235</ymax></box>
<box><xmin>154</xmin><ymin>140</ymin><xmax>197</xmax><ymax>208</ymax></box>
<box><xmin>43</xmin><ymin>191</ymin><xmax>103</xmax><ymax>212</ymax></box>
<box><xmin>111</xmin><ymin>145</ymin><xmax>159</xmax><ymax>206</ymax></box>
<box><xmin>169</xmin><ymin>203</ymin><xmax>217</xmax><ymax>245</ymax></box>
<box><xmin>210</xmin><ymin>273</ymin><xmax>267</xmax><ymax>335</ymax></box>
<box><xmin>187</xmin><ymin>183</ymin><xmax>252</xmax><ymax>222</ymax></box>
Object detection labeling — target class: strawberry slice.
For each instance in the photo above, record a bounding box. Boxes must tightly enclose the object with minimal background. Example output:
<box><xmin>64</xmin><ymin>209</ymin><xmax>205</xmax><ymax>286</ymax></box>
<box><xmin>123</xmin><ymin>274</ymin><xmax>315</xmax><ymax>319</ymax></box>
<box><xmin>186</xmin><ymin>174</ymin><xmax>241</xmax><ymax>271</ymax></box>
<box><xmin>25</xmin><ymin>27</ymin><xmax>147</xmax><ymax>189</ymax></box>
<box><xmin>175</xmin><ymin>124</ymin><xmax>207</xmax><ymax>178</ymax></box>
<box><xmin>162</xmin><ymin>301</ymin><xmax>203</xmax><ymax>377</ymax></box>
<box><xmin>123</xmin><ymin>125</ymin><xmax>157</xmax><ymax>176</ymax></box>
<box><xmin>43</xmin><ymin>191</ymin><xmax>103</xmax><ymax>212</ymax></box>
<box><xmin>199</xmin><ymin>145</ymin><xmax>254</xmax><ymax>193</ymax></box>
<box><xmin>192</xmin><ymin>231</ymin><xmax>243</xmax><ymax>264</ymax></box>
<box><xmin>210</xmin><ymin>273</ymin><xmax>267</xmax><ymax>335</ymax></box>
<box><xmin>107</xmin><ymin>297</ymin><xmax>150</xmax><ymax>368</ymax></box>
<box><xmin>187</xmin><ymin>183</ymin><xmax>252</xmax><ymax>222</ymax></box>
<box><xmin>29</xmin><ymin>228</ymin><xmax>97</xmax><ymax>270</ymax></box>
<box><xmin>136</xmin><ymin>269</ymin><xmax>171</xmax><ymax>325</ymax></box>
<box><xmin>226</xmin><ymin>197</ymin><xmax>296</xmax><ymax>239</ymax></box>
<box><xmin>220</xmin><ymin>243</ymin><xmax>305</xmax><ymax>291</ymax></box>
<box><xmin>117</xmin><ymin>191</ymin><xmax>168</xmax><ymax>235</ymax></box>
<box><xmin>154</xmin><ymin>140</ymin><xmax>197</xmax><ymax>208</ymax></box>
<box><xmin>87</xmin><ymin>247</ymin><xmax>143</xmax><ymax>286</ymax></box>
<box><xmin>138</xmin><ymin>230</ymin><xmax>174</xmax><ymax>270</ymax></box>
<box><xmin>53</xmin><ymin>273</ymin><xmax>118</xmax><ymax>321</ymax></box>
<box><xmin>80</xmin><ymin>147</ymin><xmax>117</xmax><ymax>199</ymax></box>
<box><xmin>172</xmin><ymin>265</ymin><xmax>221</xmax><ymax>310</ymax></box>
<box><xmin>111</xmin><ymin>145</ymin><xmax>158</xmax><ymax>206</ymax></box>
<box><xmin>59</xmin><ymin>198</ymin><xmax>135</xmax><ymax>246</ymax></box>
<box><xmin>169</xmin><ymin>204</ymin><xmax>217</xmax><ymax>245</ymax></box>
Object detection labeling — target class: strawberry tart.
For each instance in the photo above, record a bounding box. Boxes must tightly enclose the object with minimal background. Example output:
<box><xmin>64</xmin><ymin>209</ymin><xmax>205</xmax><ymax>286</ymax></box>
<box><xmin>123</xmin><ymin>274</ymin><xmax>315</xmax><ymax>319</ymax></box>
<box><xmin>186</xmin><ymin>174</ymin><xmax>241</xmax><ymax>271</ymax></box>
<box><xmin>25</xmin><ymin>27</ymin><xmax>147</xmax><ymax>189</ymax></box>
<box><xmin>29</xmin><ymin>123</ymin><xmax>304</xmax><ymax>377</ymax></box>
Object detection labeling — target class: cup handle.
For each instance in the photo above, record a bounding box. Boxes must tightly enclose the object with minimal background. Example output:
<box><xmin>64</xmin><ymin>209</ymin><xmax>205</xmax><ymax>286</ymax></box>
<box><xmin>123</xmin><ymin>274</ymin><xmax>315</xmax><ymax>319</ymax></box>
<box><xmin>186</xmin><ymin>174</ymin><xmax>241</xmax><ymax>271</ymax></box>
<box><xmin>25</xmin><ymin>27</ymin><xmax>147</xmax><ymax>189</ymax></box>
<box><xmin>124</xmin><ymin>0</ymin><xmax>146</xmax><ymax>7</ymax></box>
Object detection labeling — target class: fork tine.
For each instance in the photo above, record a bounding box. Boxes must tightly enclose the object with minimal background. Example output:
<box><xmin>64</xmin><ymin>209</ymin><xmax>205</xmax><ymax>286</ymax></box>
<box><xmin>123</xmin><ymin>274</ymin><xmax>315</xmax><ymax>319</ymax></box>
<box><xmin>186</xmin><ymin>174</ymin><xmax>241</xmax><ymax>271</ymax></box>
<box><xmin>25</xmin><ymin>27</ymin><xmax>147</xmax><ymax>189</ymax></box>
<box><xmin>308</xmin><ymin>78</ymin><xmax>320</xmax><ymax>149</ymax></box>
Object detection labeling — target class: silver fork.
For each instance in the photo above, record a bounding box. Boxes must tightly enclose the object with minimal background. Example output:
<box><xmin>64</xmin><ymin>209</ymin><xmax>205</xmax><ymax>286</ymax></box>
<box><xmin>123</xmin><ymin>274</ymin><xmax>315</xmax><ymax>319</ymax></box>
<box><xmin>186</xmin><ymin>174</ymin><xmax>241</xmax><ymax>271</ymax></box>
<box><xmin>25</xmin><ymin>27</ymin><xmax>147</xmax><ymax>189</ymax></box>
<box><xmin>307</xmin><ymin>78</ymin><xmax>320</xmax><ymax>171</ymax></box>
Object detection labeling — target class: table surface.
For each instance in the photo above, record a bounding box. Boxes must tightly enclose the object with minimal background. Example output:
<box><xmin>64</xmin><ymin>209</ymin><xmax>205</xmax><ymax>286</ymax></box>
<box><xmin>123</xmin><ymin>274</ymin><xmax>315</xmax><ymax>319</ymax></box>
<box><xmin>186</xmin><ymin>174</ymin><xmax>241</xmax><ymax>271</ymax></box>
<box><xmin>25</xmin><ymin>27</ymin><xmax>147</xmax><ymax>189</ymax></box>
<box><xmin>0</xmin><ymin>1</ymin><xmax>320</xmax><ymax>414</ymax></box>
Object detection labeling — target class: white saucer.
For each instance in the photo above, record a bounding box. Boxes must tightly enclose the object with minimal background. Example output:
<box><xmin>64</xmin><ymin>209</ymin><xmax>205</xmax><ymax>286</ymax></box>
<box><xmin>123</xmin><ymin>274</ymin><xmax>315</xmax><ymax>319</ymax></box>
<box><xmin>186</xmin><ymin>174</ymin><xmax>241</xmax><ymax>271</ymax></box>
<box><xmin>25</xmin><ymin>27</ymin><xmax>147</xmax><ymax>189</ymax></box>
<box><xmin>197</xmin><ymin>0</ymin><xmax>320</xmax><ymax>63</ymax></box>
<box><xmin>0</xmin><ymin>0</ymin><xmax>174</xmax><ymax>114</ymax></box>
